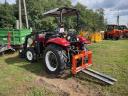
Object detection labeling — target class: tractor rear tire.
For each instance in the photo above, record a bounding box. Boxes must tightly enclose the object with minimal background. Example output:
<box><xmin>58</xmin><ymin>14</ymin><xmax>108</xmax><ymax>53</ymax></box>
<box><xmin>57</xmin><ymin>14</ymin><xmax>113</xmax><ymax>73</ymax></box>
<box><xmin>25</xmin><ymin>48</ymin><xmax>37</xmax><ymax>63</ymax></box>
<box><xmin>43</xmin><ymin>45</ymin><xmax>66</xmax><ymax>75</ymax></box>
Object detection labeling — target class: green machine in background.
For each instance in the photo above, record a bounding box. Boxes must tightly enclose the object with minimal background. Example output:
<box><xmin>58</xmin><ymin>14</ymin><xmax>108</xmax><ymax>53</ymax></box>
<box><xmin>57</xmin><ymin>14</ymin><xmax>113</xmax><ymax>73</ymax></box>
<box><xmin>0</xmin><ymin>28</ymin><xmax>32</xmax><ymax>53</ymax></box>
<box><xmin>0</xmin><ymin>28</ymin><xmax>32</xmax><ymax>46</ymax></box>
<box><xmin>0</xmin><ymin>0</ymin><xmax>31</xmax><ymax>52</ymax></box>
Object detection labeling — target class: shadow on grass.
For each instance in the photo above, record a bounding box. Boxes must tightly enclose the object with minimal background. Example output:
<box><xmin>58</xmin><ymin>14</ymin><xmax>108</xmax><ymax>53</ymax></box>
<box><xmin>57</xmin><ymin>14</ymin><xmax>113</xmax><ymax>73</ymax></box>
<box><xmin>0</xmin><ymin>49</ymin><xmax>15</xmax><ymax>56</ymax></box>
<box><xmin>5</xmin><ymin>55</ymin><xmax>109</xmax><ymax>85</ymax></box>
<box><xmin>5</xmin><ymin>55</ymin><xmax>45</xmax><ymax>76</ymax></box>
<box><xmin>5</xmin><ymin>55</ymin><xmax>72</xmax><ymax>79</ymax></box>
<box><xmin>19</xmin><ymin>59</ymin><xmax>72</xmax><ymax>79</ymax></box>
<box><xmin>5</xmin><ymin>54</ymin><xmax>109</xmax><ymax>85</ymax></box>
<box><xmin>76</xmin><ymin>72</ymin><xmax>110</xmax><ymax>86</ymax></box>
<box><xmin>5</xmin><ymin>55</ymin><xmax>26</xmax><ymax>64</ymax></box>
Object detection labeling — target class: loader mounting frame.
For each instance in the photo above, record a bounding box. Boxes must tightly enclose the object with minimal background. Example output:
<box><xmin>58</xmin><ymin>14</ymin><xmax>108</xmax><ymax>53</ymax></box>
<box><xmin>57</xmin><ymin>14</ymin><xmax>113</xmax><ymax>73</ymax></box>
<box><xmin>72</xmin><ymin>50</ymin><xmax>92</xmax><ymax>75</ymax></box>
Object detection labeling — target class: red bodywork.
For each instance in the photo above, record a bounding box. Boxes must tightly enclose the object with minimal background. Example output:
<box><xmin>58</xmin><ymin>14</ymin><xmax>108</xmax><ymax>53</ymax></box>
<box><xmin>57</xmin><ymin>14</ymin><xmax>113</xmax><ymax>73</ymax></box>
<box><xmin>118</xmin><ymin>25</ymin><xmax>128</xmax><ymax>38</ymax></box>
<box><xmin>37</xmin><ymin>34</ymin><xmax>91</xmax><ymax>47</ymax></box>
<box><xmin>123</xmin><ymin>30</ymin><xmax>128</xmax><ymax>37</ymax></box>
<box><xmin>46</xmin><ymin>37</ymin><xmax>70</xmax><ymax>47</ymax></box>
<box><xmin>77</xmin><ymin>35</ymin><xmax>91</xmax><ymax>45</ymax></box>
<box><xmin>37</xmin><ymin>34</ymin><xmax>70</xmax><ymax>47</ymax></box>
<box><xmin>104</xmin><ymin>25</ymin><xmax>123</xmax><ymax>39</ymax></box>
<box><xmin>106</xmin><ymin>29</ymin><xmax>122</xmax><ymax>38</ymax></box>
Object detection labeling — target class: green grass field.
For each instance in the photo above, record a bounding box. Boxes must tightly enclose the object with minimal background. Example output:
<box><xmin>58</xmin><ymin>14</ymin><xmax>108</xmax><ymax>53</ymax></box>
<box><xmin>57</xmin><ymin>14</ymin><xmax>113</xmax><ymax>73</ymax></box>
<box><xmin>0</xmin><ymin>40</ymin><xmax>128</xmax><ymax>96</ymax></box>
<box><xmin>82</xmin><ymin>40</ymin><xmax>128</xmax><ymax>96</ymax></box>
<box><xmin>0</xmin><ymin>52</ymin><xmax>56</xmax><ymax>96</ymax></box>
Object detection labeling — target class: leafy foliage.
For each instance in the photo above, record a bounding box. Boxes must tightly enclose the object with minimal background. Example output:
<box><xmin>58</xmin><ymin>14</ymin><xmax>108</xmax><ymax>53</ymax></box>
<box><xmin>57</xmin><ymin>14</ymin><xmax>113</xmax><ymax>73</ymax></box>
<box><xmin>0</xmin><ymin>3</ymin><xmax>16</xmax><ymax>28</ymax></box>
<box><xmin>0</xmin><ymin>1</ymin><xmax>106</xmax><ymax>32</ymax></box>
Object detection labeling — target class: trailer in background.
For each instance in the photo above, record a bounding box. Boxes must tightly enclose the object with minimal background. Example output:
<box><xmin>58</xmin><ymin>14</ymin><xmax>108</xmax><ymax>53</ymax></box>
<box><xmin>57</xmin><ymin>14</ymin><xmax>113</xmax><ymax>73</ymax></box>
<box><xmin>0</xmin><ymin>28</ymin><xmax>32</xmax><ymax>53</ymax></box>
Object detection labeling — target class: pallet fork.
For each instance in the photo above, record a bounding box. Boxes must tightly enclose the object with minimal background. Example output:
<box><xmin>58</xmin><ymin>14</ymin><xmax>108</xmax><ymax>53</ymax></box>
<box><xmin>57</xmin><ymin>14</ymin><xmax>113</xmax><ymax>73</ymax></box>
<box><xmin>72</xmin><ymin>50</ymin><xmax>117</xmax><ymax>85</ymax></box>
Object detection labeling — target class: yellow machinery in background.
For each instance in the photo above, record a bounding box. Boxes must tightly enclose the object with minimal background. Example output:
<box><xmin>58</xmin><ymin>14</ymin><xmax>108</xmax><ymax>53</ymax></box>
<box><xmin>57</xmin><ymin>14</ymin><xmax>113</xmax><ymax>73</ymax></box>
<box><xmin>89</xmin><ymin>32</ymin><xmax>102</xmax><ymax>43</ymax></box>
<box><xmin>80</xmin><ymin>31</ymin><xmax>104</xmax><ymax>43</ymax></box>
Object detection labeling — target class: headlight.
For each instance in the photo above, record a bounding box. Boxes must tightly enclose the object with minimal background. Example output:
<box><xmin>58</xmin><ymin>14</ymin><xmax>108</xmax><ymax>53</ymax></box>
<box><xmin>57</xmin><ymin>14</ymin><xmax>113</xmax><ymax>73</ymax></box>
<box><xmin>67</xmin><ymin>36</ymin><xmax>71</xmax><ymax>40</ymax></box>
<box><xmin>76</xmin><ymin>37</ymin><xmax>79</xmax><ymax>41</ymax></box>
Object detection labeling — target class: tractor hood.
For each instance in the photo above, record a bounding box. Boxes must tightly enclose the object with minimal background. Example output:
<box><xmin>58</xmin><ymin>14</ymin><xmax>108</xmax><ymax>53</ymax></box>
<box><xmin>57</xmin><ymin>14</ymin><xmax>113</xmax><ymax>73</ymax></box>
<box><xmin>77</xmin><ymin>35</ymin><xmax>91</xmax><ymax>44</ymax></box>
<box><xmin>46</xmin><ymin>37</ymin><xmax>70</xmax><ymax>47</ymax></box>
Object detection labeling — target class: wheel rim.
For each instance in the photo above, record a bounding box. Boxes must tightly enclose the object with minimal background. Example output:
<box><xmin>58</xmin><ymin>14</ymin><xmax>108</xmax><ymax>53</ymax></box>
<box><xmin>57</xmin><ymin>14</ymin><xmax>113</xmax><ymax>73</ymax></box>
<box><xmin>26</xmin><ymin>51</ymin><xmax>33</xmax><ymax>61</ymax></box>
<box><xmin>45</xmin><ymin>51</ymin><xmax>58</xmax><ymax>72</ymax></box>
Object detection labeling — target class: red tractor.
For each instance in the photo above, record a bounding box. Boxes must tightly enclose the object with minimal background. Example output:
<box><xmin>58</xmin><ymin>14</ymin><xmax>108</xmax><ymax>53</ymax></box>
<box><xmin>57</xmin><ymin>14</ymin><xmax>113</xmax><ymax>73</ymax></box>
<box><xmin>104</xmin><ymin>24</ymin><xmax>123</xmax><ymax>40</ymax></box>
<box><xmin>19</xmin><ymin>7</ymin><xmax>117</xmax><ymax>84</ymax></box>
<box><xmin>118</xmin><ymin>25</ymin><xmax>128</xmax><ymax>38</ymax></box>
<box><xmin>19</xmin><ymin>7</ymin><xmax>92</xmax><ymax>75</ymax></box>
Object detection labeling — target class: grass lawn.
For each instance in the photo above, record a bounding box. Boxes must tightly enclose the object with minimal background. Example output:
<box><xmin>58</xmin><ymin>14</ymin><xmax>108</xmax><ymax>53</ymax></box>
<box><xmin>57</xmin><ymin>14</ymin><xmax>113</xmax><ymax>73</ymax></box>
<box><xmin>0</xmin><ymin>52</ymin><xmax>56</xmax><ymax>96</ymax></box>
<box><xmin>0</xmin><ymin>40</ymin><xmax>128</xmax><ymax>96</ymax></box>
<box><xmin>80</xmin><ymin>40</ymin><xmax>128</xmax><ymax>96</ymax></box>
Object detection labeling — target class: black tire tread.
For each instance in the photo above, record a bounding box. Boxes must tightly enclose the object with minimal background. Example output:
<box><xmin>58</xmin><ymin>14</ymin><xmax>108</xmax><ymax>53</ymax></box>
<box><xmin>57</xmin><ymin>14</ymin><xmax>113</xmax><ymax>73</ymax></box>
<box><xmin>43</xmin><ymin>45</ymin><xmax>66</xmax><ymax>75</ymax></box>
<box><xmin>25</xmin><ymin>47</ymin><xmax>37</xmax><ymax>63</ymax></box>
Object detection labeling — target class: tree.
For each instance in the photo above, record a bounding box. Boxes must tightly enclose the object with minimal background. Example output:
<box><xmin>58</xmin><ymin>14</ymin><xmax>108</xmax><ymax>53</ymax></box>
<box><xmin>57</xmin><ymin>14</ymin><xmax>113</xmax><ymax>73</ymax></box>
<box><xmin>0</xmin><ymin>0</ymin><xmax>106</xmax><ymax>32</ymax></box>
<box><xmin>75</xmin><ymin>3</ymin><xmax>106</xmax><ymax>32</ymax></box>
<box><xmin>0</xmin><ymin>3</ymin><xmax>16</xmax><ymax>28</ymax></box>
<box><xmin>24</xmin><ymin>0</ymin><xmax>71</xmax><ymax>31</ymax></box>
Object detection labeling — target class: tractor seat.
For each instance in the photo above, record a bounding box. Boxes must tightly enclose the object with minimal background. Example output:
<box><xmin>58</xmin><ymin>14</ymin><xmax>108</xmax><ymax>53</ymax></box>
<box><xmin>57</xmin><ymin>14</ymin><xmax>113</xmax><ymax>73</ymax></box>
<box><xmin>45</xmin><ymin>32</ymin><xmax>55</xmax><ymax>40</ymax></box>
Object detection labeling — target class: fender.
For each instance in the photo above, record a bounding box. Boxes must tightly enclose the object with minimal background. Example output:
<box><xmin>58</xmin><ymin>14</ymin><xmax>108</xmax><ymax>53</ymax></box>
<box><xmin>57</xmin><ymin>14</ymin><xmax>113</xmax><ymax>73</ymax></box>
<box><xmin>45</xmin><ymin>37</ymin><xmax>70</xmax><ymax>47</ymax></box>
<box><xmin>77</xmin><ymin>35</ymin><xmax>91</xmax><ymax>44</ymax></box>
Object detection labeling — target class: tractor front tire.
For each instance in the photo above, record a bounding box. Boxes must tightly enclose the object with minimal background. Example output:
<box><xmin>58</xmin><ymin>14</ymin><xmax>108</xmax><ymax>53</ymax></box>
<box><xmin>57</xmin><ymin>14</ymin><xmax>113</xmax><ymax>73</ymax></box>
<box><xmin>25</xmin><ymin>48</ymin><xmax>37</xmax><ymax>63</ymax></box>
<box><xmin>43</xmin><ymin>45</ymin><xmax>66</xmax><ymax>75</ymax></box>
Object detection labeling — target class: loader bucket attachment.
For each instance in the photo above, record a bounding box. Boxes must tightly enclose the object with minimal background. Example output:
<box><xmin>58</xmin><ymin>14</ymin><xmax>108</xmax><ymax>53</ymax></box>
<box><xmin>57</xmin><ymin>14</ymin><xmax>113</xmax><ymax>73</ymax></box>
<box><xmin>72</xmin><ymin>51</ymin><xmax>92</xmax><ymax>75</ymax></box>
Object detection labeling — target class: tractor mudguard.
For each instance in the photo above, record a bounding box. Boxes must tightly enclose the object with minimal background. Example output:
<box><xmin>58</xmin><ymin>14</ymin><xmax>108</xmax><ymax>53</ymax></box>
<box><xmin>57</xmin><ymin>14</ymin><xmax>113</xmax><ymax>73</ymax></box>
<box><xmin>77</xmin><ymin>35</ymin><xmax>91</xmax><ymax>44</ymax></box>
<box><xmin>45</xmin><ymin>37</ymin><xmax>70</xmax><ymax>47</ymax></box>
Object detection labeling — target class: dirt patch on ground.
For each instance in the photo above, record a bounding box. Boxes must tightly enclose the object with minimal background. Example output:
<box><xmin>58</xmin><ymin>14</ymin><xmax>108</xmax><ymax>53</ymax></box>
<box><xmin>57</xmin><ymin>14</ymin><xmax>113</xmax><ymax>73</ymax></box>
<box><xmin>34</xmin><ymin>72</ymin><xmax>103</xmax><ymax>96</ymax></box>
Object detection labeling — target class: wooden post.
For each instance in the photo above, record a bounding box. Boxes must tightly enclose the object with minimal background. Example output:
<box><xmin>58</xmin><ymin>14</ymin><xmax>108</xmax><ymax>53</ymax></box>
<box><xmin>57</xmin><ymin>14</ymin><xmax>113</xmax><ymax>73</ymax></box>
<box><xmin>23</xmin><ymin>0</ymin><xmax>29</xmax><ymax>28</ymax></box>
<box><xmin>19</xmin><ymin>0</ymin><xmax>22</xmax><ymax>29</ymax></box>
